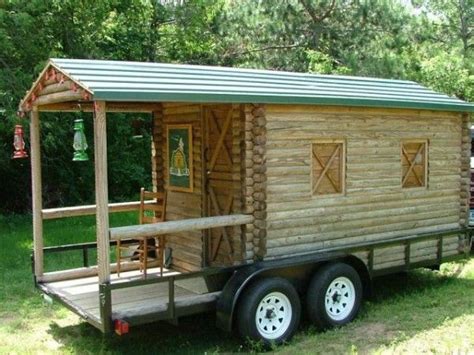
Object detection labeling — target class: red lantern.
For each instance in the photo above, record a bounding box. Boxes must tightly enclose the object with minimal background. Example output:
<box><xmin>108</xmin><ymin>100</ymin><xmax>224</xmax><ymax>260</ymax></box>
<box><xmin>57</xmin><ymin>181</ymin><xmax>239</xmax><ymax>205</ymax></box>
<box><xmin>12</xmin><ymin>124</ymin><xmax>28</xmax><ymax>159</ymax></box>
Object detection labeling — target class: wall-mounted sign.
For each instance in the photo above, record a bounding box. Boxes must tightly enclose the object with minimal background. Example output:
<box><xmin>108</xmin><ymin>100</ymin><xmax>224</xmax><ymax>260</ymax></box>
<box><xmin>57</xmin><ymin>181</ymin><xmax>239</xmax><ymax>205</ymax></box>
<box><xmin>167</xmin><ymin>124</ymin><xmax>193</xmax><ymax>192</ymax></box>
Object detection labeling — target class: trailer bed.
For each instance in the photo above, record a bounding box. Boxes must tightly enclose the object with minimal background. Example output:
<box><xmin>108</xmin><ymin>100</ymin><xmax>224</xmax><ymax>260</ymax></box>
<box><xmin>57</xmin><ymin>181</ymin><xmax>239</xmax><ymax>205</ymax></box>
<box><xmin>38</xmin><ymin>267</ymin><xmax>220</xmax><ymax>330</ymax></box>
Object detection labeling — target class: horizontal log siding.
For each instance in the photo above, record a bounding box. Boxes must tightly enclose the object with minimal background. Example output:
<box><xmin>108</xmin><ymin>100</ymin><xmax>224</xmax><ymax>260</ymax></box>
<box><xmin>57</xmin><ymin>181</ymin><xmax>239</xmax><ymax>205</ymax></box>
<box><xmin>159</xmin><ymin>103</ymin><xmax>203</xmax><ymax>272</ymax></box>
<box><xmin>264</xmin><ymin>105</ymin><xmax>464</xmax><ymax>261</ymax></box>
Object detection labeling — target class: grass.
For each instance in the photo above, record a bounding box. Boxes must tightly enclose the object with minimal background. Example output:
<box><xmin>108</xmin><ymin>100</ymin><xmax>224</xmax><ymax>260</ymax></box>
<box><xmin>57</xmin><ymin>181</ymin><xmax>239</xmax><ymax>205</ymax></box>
<box><xmin>0</xmin><ymin>214</ymin><xmax>473</xmax><ymax>354</ymax></box>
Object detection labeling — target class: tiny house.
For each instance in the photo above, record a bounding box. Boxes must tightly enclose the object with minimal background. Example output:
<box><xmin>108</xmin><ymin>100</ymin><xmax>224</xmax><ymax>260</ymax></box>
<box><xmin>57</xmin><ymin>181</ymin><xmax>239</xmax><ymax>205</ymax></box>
<box><xmin>19</xmin><ymin>59</ymin><xmax>473</xmax><ymax>345</ymax></box>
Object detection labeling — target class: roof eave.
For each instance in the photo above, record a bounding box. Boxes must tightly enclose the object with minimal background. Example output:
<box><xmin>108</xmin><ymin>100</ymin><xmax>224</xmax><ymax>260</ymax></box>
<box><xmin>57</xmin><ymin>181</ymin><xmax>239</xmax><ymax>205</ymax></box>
<box><xmin>92</xmin><ymin>91</ymin><xmax>474</xmax><ymax>113</ymax></box>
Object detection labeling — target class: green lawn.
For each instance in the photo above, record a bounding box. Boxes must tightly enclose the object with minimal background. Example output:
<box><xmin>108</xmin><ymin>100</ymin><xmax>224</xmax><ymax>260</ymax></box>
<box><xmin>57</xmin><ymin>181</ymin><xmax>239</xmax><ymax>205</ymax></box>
<box><xmin>0</xmin><ymin>214</ymin><xmax>473</xmax><ymax>354</ymax></box>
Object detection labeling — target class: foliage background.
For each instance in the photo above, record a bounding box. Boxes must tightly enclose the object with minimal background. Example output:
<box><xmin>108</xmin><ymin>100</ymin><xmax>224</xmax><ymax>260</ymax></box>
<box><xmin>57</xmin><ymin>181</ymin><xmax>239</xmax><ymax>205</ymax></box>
<box><xmin>0</xmin><ymin>0</ymin><xmax>472</xmax><ymax>213</ymax></box>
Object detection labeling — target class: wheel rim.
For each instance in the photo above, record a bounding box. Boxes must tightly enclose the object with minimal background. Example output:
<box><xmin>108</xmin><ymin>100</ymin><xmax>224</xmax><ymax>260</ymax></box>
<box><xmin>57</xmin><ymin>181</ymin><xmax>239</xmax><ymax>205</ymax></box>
<box><xmin>255</xmin><ymin>291</ymin><xmax>293</xmax><ymax>340</ymax></box>
<box><xmin>324</xmin><ymin>276</ymin><xmax>356</xmax><ymax>321</ymax></box>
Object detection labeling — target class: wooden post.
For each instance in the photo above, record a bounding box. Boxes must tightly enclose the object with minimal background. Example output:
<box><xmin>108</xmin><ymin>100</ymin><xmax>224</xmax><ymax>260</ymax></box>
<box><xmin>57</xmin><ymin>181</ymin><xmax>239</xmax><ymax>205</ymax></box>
<box><xmin>459</xmin><ymin>113</ymin><xmax>471</xmax><ymax>226</ymax></box>
<box><xmin>151</xmin><ymin>107</ymin><xmax>164</xmax><ymax>192</ymax></box>
<box><xmin>94</xmin><ymin>101</ymin><xmax>110</xmax><ymax>283</ymax></box>
<box><xmin>30</xmin><ymin>107</ymin><xmax>43</xmax><ymax>278</ymax></box>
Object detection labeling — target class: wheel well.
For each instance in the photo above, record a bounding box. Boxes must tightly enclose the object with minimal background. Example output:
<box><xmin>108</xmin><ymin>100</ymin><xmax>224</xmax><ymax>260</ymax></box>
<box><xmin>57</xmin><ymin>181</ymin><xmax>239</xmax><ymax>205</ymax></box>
<box><xmin>340</xmin><ymin>256</ymin><xmax>372</xmax><ymax>298</ymax></box>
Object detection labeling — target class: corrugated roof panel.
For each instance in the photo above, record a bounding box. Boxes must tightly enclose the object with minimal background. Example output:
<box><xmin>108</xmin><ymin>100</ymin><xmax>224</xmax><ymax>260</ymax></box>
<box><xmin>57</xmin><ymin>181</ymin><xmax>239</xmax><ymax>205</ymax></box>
<box><xmin>44</xmin><ymin>58</ymin><xmax>474</xmax><ymax>112</ymax></box>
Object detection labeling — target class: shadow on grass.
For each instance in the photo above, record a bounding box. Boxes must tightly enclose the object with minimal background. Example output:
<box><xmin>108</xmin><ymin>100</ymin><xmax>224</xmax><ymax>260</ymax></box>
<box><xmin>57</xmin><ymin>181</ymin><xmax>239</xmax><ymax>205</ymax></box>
<box><xmin>42</xmin><ymin>260</ymin><xmax>474</xmax><ymax>354</ymax></box>
<box><xmin>287</xmin><ymin>261</ymin><xmax>474</xmax><ymax>354</ymax></box>
<box><xmin>47</xmin><ymin>311</ymin><xmax>243</xmax><ymax>354</ymax></box>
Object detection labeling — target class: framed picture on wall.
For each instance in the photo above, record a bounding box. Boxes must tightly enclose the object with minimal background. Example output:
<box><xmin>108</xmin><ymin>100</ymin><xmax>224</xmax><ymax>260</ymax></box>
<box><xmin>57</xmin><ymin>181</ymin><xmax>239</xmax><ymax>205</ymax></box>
<box><xmin>166</xmin><ymin>124</ymin><xmax>193</xmax><ymax>192</ymax></box>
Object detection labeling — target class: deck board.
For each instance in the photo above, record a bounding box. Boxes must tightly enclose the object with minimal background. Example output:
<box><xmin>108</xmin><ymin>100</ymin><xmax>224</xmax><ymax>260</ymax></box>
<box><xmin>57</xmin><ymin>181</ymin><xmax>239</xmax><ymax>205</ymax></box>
<box><xmin>40</xmin><ymin>267</ymin><xmax>221</xmax><ymax>327</ymax></box>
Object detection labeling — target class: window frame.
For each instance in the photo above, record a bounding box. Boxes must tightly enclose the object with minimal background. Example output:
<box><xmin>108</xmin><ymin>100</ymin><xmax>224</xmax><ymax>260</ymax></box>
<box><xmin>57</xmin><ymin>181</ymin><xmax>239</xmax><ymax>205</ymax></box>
<box><xmin>400</xmin><ymin>139</ymin><xmax>429</xmax><ymax>189</ymax></box>
<box><xmin>310</xmin><ymin>138</ymin><xmax>346</xmax><ymax>197</ymax></box>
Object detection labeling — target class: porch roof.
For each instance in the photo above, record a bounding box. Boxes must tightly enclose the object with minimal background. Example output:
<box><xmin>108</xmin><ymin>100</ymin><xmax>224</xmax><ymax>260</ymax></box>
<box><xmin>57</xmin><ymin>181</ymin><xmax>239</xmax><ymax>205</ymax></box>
<box><xmin>20</xmin><ymin>58</ymin><xmax>474</xmax><ymax>113</ymax></box>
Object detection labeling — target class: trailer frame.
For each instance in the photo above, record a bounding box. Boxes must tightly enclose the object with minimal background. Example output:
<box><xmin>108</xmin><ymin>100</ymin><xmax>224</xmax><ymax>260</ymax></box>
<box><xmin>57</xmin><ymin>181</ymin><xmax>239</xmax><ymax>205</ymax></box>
<box><xmin>33</xmin><ymin>227</ymin><xmax>471</xmax><ymax>334</ymax></box>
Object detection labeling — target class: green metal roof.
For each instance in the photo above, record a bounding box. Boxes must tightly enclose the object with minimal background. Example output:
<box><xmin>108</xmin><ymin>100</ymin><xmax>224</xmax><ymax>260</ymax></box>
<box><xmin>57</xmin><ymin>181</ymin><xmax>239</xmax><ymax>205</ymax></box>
<box><xmin>48</xmin><ymin>58</ymin><xmax>473</xmax><ymax>112</ymax></box>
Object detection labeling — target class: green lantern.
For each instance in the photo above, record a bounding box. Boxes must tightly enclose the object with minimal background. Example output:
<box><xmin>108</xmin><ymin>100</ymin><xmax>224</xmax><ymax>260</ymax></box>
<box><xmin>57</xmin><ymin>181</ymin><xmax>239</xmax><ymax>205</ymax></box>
<box><xmin>73</xmin><ymin>118</ymin><xmax>89</xmax><ymax>161</ymax></box>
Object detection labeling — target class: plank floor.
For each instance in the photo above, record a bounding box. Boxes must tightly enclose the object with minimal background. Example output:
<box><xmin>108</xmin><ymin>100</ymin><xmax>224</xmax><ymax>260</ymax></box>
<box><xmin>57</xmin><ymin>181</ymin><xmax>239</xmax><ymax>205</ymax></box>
<box><xmin>40</xmin><ymin>267</ymin><xmax>220</xmax><ymax>327</ymax></box>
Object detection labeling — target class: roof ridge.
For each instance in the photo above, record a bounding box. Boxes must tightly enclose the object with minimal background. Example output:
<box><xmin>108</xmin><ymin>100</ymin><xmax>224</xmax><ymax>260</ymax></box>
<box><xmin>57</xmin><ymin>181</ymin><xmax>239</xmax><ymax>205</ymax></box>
<box><xmin>50</xmin><ymin>58</ymin><xmax>417</xmax><ymax>85</ymax></box>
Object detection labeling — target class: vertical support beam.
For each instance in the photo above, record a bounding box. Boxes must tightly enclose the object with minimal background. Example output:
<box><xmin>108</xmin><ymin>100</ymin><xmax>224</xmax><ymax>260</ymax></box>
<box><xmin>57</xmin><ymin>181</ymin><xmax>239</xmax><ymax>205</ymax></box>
<box><xmin>151</xmin><ymin>106</ymin><xmax>164</xmax><ymax>193</ymax></box>
<box><xmin>244</xmin><ymin>104</ymin><xmax>267</xmax><ymax>261</ymax></box>
<box><xmin>201</xmin><ymin>105</ymin><xmax>209</xmax><ymax>267</ymax></box>
<box><xmin>94</xmin><ymin>101</ymin><xmax>110</xmax><ymax>283</ymax></box>
<box><xmin>99</xmin><ymin>283</ymin><xmax>112</xmax><ymax>333</ymax></box>
<box><xmin>404</xmin><ymin>241</ymin><xmax>411</xmax><ymax>269</ymax></box>
<box><xmin>459</xmin><ymin>113</ymin><xmax>471</xmax><ymax>226</ymax></box>
<box><xmin>368</xmin><ymin>248</ymin><xmax>374</xmax><ymax>274</ymax></box>
<box><xmin>30</xmin><ymin>107</ymin><xmax>43</xmax><ymax>278</ymax></box>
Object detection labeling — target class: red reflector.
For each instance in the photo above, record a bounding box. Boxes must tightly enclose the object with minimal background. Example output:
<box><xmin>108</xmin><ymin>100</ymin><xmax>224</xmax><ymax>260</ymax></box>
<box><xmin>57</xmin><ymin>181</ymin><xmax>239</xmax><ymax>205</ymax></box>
<box><xmin>114</xmin><ymin>319</ymin><xmax>129</xmax><ymax>335</ymax></box>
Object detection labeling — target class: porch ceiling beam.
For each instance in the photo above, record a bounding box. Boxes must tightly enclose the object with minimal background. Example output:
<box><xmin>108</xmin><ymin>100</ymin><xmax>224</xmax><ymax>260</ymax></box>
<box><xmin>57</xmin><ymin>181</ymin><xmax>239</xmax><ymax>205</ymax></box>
<box><xmin>32</xmin><ymin>90</ymin><xmax>86</xmax><ymax>108</ymax></box>
<box><xmin>37</xmin><ymin>102</ymin><xmax>164</xmax><ymax>113</ymax></box>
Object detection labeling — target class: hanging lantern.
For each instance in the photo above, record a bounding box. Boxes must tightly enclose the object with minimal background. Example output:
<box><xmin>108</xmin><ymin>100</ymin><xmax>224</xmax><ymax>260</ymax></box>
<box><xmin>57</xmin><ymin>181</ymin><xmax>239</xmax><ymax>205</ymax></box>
<box><xmin>73</xmin><ymin>118</ymin><xmax>89</xmax><ymax>161</ymax></box>
<box><xmin>12</xmin><ymin>124</ymin><xmax>28</xmax><ymax>159</ymax></box>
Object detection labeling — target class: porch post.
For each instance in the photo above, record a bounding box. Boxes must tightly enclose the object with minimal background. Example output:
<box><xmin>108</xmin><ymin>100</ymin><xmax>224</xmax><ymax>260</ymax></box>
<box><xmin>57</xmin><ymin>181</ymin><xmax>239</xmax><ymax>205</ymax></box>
<box><xmin>30</xmin><ymin>107</ymin><xmax>43</xmax><ymax>279</ymax></box>
<box><xmin>93</xmin><ymin>101</ymin><xmax>110</xmax><ymax>283</ymax></box>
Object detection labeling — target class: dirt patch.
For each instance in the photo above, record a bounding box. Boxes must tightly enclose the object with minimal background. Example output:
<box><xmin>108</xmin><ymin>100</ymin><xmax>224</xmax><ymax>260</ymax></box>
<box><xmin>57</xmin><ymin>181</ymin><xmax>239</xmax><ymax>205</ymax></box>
<box><xmin>0</xmin><ymin>313</ymin><xmax>17</xmax><ymax>323</ymax></box>
<box><xmin>354</xmin><ymin>322</ymin><xmax>387</xmax><ymax>338</ymax></box>
<box><xmin>352</xmin><ymin>322</ymin><xmax>399</xmax><ymax>354</ymax></box>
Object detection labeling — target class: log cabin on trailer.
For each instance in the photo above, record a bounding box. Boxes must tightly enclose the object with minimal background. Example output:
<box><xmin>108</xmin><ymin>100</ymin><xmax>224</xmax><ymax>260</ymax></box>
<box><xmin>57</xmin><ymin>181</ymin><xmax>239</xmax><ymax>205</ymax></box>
<box><xmin>19</xmin><ymin>59</ymin><xmax>473</xmax><ymax>345</ymax></box>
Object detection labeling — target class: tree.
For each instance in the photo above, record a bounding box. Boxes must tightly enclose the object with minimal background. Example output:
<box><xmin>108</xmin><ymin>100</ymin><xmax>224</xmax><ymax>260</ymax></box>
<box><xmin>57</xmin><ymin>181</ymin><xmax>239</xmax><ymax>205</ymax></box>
<box><xmin>0</xmin><ymin>0</ymin><xmax>472</xmax><ymax>213</ymax></box>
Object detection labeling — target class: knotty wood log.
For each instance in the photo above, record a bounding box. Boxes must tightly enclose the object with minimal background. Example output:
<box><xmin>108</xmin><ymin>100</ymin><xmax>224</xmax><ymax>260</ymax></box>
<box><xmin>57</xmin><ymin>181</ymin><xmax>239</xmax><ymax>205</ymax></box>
<box><xmin>110</xmin><ymin>214</ymin><xmax>253</xmax><ymax>240</ymax></box>
<box><xmin>32</xmin><ymin>90</ymin><xmax>86</xmax><ymax>107</ymax></box>
<box><xmin>42</xmin><ymin>201</ymin><xmax>154</xmax><ymax>220</ymax></box>
<box><xmin>94</xmin><ymin>101</ymin><xmax>110</xmax><ymax>283</ymax></box>
<box><xmin>264</xmin><ymin>223</ymin><xmax>460</xmax><ymax>258</ymax></box>
<box><xmin>266</xmin><ymin>104</ymin><xmax>462</xmax><ymax>117</ymax></box>
<box><xmin>266</xmin><ymin>214</ymin><xmax>458</xmax><ymax>247</ymax></box>
<box><xmin>38</xmin><ymin>259</ymin><xmax>161</xmax><ymax>283</ymax></box>
<box><xmin>39</xmin><ymin>80</ymin><xmax>75</xmax><ymax>96</ymax></box>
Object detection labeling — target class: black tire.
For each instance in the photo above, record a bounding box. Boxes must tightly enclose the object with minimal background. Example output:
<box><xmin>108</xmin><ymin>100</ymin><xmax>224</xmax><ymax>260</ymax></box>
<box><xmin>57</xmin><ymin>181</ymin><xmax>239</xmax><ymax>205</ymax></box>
<box><xmin>306</xmin><ymin>263</ymin><xmax>362</xmax><ymax>329</ymax></box>
<box><xmin>236</xmin><ymin>277</ymin><xmax>301</xmax><ymax>347</ymax></box>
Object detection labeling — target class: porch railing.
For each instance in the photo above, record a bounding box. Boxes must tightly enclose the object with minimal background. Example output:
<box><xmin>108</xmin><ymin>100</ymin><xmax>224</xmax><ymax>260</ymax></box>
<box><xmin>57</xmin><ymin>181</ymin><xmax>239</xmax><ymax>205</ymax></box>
<box><xmin>42</xmin><ymin>200</ymin><xmax>155</xmax><ymax>220</ymax></box>
<box><xmin>109</xmin><ymin>214</ymin><xmax>254</xmax><ymax>240</ymax></box>
<box><xmin>37</xmin><ymin>214</ymin><xmax>254</xmax><ymax>283</ymax></box>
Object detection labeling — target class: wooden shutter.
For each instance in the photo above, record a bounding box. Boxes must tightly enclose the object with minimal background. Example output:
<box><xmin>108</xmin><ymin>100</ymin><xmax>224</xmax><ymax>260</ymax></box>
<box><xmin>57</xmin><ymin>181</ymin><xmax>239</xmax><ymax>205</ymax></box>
<box><xmin>312</xmin><ymin>140</ymin><xmax>345</xmax><ymax>195</ymax></box>
<box><xmin>401</xmin><ymin>140</ymin><xmax>428</xmax><ymax>188</ymax></box>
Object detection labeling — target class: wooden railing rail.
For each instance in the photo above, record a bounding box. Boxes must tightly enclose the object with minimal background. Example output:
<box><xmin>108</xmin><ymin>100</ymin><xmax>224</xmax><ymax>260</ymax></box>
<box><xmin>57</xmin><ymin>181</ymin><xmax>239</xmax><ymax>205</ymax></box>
<box><xmin>109</xmin><ymin>214</ymin><xmax>254</xmax><ymax>240</ymax></box>
<box><xmin>41</xmin><ymin>201</ymin><xmax>156</xmax><ymax>220</ymax></box>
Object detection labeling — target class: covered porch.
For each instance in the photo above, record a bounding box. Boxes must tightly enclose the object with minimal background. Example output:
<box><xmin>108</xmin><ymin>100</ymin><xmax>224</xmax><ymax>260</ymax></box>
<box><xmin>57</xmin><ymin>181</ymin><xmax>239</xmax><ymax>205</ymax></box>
<box><xmin>19</xmin><ymin>59</ymin><xmax>259</xmax><ymax>332</ymax></box>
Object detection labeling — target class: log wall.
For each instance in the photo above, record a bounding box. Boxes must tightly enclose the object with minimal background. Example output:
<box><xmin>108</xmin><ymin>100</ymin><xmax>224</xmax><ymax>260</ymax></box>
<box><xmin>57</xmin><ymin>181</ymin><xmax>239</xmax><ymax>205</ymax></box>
<box><xmin>154</xmin><ymin>102</ymin><xmax>204</xmax><ymax>272</ymax></box>
<box><xmin>264</xmin><ymin>105</ymin><xmax>466</xmax><ymax>265</ymax></box>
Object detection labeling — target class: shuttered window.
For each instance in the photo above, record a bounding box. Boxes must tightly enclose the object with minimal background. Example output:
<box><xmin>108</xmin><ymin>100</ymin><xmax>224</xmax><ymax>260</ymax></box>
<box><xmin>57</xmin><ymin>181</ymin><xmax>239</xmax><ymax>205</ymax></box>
<box><xmin>401</xmin><ymin>140</ymin><xmax>428</xmax><ymax>188</ymax></box>
<box><xmin>311</xmin><ymin>140</ymin><xmax>345</xmax><ymax>196</ymax></box>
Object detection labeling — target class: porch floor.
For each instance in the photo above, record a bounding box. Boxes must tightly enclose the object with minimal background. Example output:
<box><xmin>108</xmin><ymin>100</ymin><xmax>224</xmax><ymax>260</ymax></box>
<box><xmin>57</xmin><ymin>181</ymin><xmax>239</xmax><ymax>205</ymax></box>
<box><xmin>38</xmin><ymin>267</ymin><xmax>220</xmax><ymax>328</ymax></box>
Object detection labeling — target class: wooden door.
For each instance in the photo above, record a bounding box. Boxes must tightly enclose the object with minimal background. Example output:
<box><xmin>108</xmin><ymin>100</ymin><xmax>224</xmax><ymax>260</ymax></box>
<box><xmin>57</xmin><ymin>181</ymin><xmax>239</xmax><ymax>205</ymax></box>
<box><xmin>204</xmin><ymin>105</ymin><xmax>236</xmax><ymax>266</ymax></box>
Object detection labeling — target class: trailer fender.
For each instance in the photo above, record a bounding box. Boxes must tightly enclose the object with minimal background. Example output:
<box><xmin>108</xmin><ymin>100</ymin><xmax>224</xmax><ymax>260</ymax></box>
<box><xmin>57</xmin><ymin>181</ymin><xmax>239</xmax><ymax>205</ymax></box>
<box><xmin>215</xmin><ymin>263</ymin><xmax>263</xmax><ymax>332</ymax></box>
